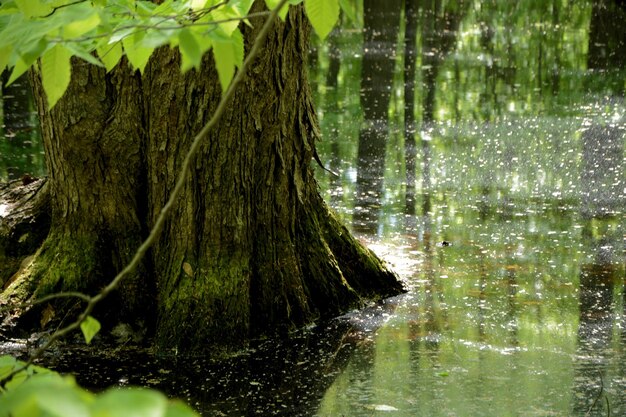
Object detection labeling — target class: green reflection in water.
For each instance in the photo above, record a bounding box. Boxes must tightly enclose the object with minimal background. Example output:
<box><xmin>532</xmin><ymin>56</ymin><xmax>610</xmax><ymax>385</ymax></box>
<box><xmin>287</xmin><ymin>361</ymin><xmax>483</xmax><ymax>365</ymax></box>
<box><xmin>0</xmin><ymin>74</ymin><xmax>45</xmax><ymax>181</ymax></box>
<box><xmin>313</xmin><ymin>0</ymin><xmax>624</xmax><ymax>415</ymax></box>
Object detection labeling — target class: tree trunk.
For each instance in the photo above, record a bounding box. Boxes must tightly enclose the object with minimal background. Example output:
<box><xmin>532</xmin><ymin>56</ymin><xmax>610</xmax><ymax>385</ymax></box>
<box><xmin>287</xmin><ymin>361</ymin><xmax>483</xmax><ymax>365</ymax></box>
<box><xmin>1</xmin><ymin>3</ymin><xmax>403</xmax><ymax>353</ymax></box>
<box><xmin>0</xmin><ymin>179</ymin><xmax>50</xmax><ymax>292</ymax></box>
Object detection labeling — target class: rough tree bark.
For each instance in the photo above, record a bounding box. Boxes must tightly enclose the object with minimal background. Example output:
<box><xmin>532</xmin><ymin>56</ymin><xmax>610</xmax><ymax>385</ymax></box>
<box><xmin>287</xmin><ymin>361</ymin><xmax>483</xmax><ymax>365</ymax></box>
<box><xmin>0</xmin><ymin>3</ymin><xmax>403</xmax><ymax>352</ymax></box>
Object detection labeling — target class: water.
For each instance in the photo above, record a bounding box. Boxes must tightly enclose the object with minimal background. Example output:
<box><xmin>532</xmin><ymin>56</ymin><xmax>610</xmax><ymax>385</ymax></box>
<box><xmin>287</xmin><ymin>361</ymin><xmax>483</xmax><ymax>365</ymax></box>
<box><xmin>2</xmin><ymin>1</ymin><xmax>626</xmax><ymax>416</ymax></box>
<box><xmin>0</xmin><ymin>74</ymin><xmax>45</xmax><ymax>181</ymax></box>
<box><xmin>309</xmin><ymin>2</ymin><xmax>625</xmax><ymax>415</ymax></box>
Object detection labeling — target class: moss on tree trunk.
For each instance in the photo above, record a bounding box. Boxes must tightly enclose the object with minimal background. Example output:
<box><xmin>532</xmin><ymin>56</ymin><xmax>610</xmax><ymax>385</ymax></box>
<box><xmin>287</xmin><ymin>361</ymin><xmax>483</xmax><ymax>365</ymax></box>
<box><xmin>1</xmin><ymin>2</ymin><xmax>403</xmax><ymax>353</ymax></box>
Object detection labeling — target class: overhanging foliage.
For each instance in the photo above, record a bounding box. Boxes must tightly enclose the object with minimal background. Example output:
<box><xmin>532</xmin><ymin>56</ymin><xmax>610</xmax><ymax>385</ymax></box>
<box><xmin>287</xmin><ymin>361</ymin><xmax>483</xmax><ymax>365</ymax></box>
<box><xmin>0</xmin><ymin>0</ymin><xmax>343</xmax><ymax>109</ymax></box>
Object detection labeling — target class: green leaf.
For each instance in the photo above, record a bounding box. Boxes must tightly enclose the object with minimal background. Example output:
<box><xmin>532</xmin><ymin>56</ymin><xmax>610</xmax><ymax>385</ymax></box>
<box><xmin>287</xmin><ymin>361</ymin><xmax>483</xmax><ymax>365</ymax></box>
<box><xmin>338</xmin><ymin>0</ymin><xmax>357</xmax><ymax>23</ymax></box>
<box><xmin>178</xmin><ymin>28</ymin><xmax>201</xmax><ymax>72</ymax></box>
<box><xmin>97</xmin><ymin>41</ymin><xmax>123</xmax><ymax>72</ymax></box>
<box><xmin>211</xmin><ymin>4</ymin><xmax>246</xmax><ymax>35</ymax></box>
<box><xmin>122</xmin><ymin>33</ymin><xmax>154</xmax><ymax>74</ymax></box>
<box><xmin>231</xmin><ymin>28</ymin><xmax>244</xmax><ymax>68</ymax></box>
<box><xmin>64</xmin><ymin>43</ymin><xmax>104</xmax><ymax>67</ymax></box>
<box><xmin>0</xmin><ymin>1</ymin><xmax>20</xmax><ymax>15</ymax></box>
<box><xmin>0</xmin><ymin>359</ymin><xmax>199</xmax><ymax>417</ymax></box>
<box><xmin>304</xmin><ymin>0</ymin><xmax>339</xmax><ymax>39</ymax></box>
<box><xmin>14</xmin><ymin>0</ymin><xmax>52</xmax><ymax>18</ymax></box>
<box><xmin>0</xmin><ymin>44</ymin><xmax>12</xmax><ymax>73</ymax></box>
<box><xmin>0</xmin><ymin>373</ymin><xmax>92</xmax><ymax>417</ymax></box>
<box><xmin>190</xmin><ymin>0</ymin><xmax>207</xmax><ymax>10</ymax></box>
<box><xmin>40</xmin><ymin>44</ymin><xmax>72</xmax><ymax>109</ymax></box>
<box><xmin>0</xmin><ymin>355</ymin><xmax>18</xmax><ymax>381</ymax></box>
<box><xmin>109</xmin><ymin>26</ymin><xmax>136</xmax><ymax>44</ymax></box>
<box><xmin>35</xmin><ymin>379</ymin><xmax>91</xmax><ymax>417</ymax></box>
<box><xmin>80</xmin><ymin>315</ymin><xmax>101</xmax><ymax>344</ymax></box>
<box><xmin>210</xmin><ymin>27</ymin><xmax>243</xmax><ymax>93</ymax></box>
<box><xmin>91</xmin><ymin>388</ymin><xmax>167</xmax><ymax>417</ymax></box>
<box><xmin>135</xmin><ymin>0</ymin><xmax>157</xmax><ymax>15</ymax></box>
<box><xmin>6</xmin><ymin>38</ymin><xmax>48</xmax><ymax>85</ymax></box>
<box><xmin>10</xmin><ymin>396</ymin><xmax>39</xmax><ymax>417</ymax></box>
<box><xmin>265</xmin><ymin>0</ymin><xmax>290</xmax><ymax>20</ymax></box>
<box><xmin>63</xmin><ymin>12</ymin><xmax>101</xmax><ymax>39</ymax></box>
<box><xmin>4</xmin><ymin>370</ymin><xmax>28</xmax><ymax>391</ymax></box>
<box><xmin>232</xmin><ymin>0</ymin><xmax>255</xmax><ymax>16</ymax></box>
<box><xmin>6</xmin><ymin>58</ymin><xmax>29</xmax><ymax>86</ymax></box>
<box><xmin>165</xmin><ymin>401</ymin><xmax>200</xmax><ymax>417</ymax></box>
<box><xmin>213</xmin><ymin>41</ymin><xmax>234</xmax><ymax>93</ymax></box>
<box><xmin>140</xmin><ymin>28</ymin><xmax>175</xmax><ymax>49</ymax></box>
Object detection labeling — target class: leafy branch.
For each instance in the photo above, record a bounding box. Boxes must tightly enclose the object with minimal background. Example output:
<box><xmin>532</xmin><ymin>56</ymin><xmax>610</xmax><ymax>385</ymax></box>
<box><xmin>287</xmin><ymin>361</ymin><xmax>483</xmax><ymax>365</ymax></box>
<box><xmin>47</xmin><ymin>10</ymin><xmax>274</xmax><ymax>44</ymax></box>
<box><xmin>0</xmin><ymin>0</ymin><xmax>341</xmax><ymax>108</ymax></box>
<box><xmin>584</xmin><ymin>372</ymin><xmax>611</xmax><ymax>417</ymax></box>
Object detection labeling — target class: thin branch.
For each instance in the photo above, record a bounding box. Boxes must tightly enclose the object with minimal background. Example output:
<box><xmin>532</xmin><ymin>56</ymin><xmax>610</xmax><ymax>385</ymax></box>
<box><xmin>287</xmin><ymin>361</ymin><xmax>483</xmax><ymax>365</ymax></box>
<box><xmin>41</xmin><ymin>0</ymin><xmax>87</xmax><ymax>18</ymax></box>
<box><xmin>0</xmin><ymin>0</ymin><xmax>290</xmax><ymax>385</ymax></box>
<box><xmin>44</xmin><ymin>1</ymin><xmax>254</xmax><ymax>46</ymax></box>
<box><xmin>49</xmin><ymin>11</ymin><xmax>272</xmax><ymax>45</ymax></box>
<box><xmin>192</xmin><ymin>1</ymin><xmax>229</xmax><ymax>20</ymax></box>
<box><xmin>585</xmin><ymin>372</ymin><xmax>606</xmax><ymax>417</ymax></box>
<box><xmin>30</xmin><ymin>292</ymin><xmax>90</xmax><ymax>306</ymax></box>
<box><xmin>110</xmin><ymin>1</ymin><xmax>227</xmax><ymax>21</ymax></box>
<box><xmin>0</xmin><ymin>291</ymin><xmax>91</xmax><ymax>315</ymax></box>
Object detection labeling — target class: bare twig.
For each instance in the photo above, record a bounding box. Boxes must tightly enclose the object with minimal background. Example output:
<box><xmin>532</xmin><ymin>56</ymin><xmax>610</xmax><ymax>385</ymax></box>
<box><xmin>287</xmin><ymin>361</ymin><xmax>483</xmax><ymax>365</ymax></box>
<box><xmin>0</xmin><ymin>0</ymin><xmax>290</xmax><ymax>385</ymax></box>
<box><xmin>584</xmin><ymin>372</ymin><xmax>609</xmax><ymax>417</ymax></box>
<box><xmin>41</xmin><ymin>0</ymin><xmax>87</xmax><ymax>18</ymax></box>
<box><xmin>0</xmin><ymin>292</ymin><xmax>91</xmax><ymax>316</ymax></box>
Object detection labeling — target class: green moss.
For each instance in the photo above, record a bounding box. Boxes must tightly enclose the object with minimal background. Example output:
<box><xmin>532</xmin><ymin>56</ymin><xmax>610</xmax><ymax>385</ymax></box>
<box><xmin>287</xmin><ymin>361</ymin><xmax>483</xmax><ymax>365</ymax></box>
<box><xmin>32</xmin><ymin>231</ymin><xmax>102</xmax><ymax>297</ymax></box>
<box><xmin>316</xmin><ymin>198</ymin><xmax>404</xmax><ymax>300</ymax></box>
<box><xmin>0</xmin><ymin>251</ymin><xmax>39</xmax><ymax>307</ymax></box>
<box><xmin>155</xmin><ymin>254</ymin><xmax>252</xmax><ymax>353</ymax></box>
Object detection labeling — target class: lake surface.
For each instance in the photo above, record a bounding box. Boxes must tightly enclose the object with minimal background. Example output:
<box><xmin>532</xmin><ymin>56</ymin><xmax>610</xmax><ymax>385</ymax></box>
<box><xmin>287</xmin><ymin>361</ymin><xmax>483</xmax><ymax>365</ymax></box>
<box><xmin>1</xmin><ymin>1</ymin><xmax>625</xmax><ymax>416</ymax></box>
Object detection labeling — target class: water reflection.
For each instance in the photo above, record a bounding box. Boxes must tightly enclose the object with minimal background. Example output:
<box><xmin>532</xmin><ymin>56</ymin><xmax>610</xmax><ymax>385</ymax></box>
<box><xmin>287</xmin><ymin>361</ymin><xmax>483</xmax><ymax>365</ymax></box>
<box><xmin>353</xmin><ymin>0</ymin><xmax>402</xmax><ymax>233</ymax></box>
<box><xmin>572</xmin><ymin>108</ymin><xmax>624</xmax><ymax>416</ymax></box>
<box><xmin>314</xmin><ymin>0</ymin><xmax>625</xmax><ymax>415</ymax></box>
<box><xmin>0</xmin><ymin>74</ymin><xmax>44</xmax><ymax>181</ymax></box>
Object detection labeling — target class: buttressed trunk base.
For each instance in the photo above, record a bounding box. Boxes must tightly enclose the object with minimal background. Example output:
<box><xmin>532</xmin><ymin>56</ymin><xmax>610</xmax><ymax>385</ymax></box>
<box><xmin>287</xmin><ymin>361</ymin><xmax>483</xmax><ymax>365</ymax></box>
<box><xmin>1</xmin><ymin>3</ymin><xmax>403</xmax><ymax>353</ymax></box>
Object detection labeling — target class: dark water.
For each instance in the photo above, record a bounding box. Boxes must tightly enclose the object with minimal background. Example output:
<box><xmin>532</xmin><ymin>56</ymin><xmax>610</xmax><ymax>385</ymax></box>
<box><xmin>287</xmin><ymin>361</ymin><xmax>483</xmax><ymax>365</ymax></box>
<box><xmin>2</xmin><ymin>1</ymin><xmax>626</xmax><ymax>416</ymax></box>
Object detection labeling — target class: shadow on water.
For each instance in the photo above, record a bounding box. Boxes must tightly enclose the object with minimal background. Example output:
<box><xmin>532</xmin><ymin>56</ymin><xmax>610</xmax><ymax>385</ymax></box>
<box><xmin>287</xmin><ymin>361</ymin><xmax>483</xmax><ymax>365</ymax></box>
<box><xmin>19</xmin><ymin>301</ymin><xmax>399</xmax><ymax>417</ymax></box>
